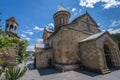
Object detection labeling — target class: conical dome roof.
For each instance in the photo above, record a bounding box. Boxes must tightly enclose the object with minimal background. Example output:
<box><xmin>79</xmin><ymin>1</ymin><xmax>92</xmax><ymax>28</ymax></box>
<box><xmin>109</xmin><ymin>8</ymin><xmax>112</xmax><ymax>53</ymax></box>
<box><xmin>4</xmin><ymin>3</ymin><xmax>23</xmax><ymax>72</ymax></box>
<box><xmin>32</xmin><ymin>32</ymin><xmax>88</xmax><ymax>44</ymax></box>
<box><xmin>57</xmin><ymin>5</ymin><xmax>67</xmax><ymax>12</ymax></box>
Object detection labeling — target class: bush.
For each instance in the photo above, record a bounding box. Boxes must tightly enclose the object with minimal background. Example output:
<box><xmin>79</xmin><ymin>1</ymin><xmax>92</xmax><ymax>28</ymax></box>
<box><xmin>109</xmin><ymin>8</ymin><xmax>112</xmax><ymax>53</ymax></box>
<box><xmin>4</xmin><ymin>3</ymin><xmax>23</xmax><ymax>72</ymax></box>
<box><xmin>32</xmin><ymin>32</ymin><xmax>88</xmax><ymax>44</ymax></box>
<box><xmin>3</xmin><ymin>66</ymin><xmax>27</xmax><ymax>80</ymax></box>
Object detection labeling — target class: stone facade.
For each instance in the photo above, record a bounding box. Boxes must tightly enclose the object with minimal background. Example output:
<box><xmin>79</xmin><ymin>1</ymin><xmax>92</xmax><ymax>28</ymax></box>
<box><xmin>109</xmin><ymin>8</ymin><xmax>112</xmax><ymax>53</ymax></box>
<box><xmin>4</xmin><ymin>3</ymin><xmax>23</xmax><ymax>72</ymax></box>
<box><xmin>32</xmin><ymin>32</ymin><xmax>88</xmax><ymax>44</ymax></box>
<box><xmin>1</xmin><ymin>46</ymin><xmax>18</xmax><ymax>65</ymax></box>
<box><xmin>1</xmin><ymin>17</ymin><xmax>20</xmax><ymax>65</ymax></box>
<box><xmin>34</xmin><ymin>47</ymin><xmax>53</xmax><ymax>68</ymax></box>
<box><xmin>34</xmin><ymin>5</ymin><xmax>120</xmax><ymax>74</ymax></box>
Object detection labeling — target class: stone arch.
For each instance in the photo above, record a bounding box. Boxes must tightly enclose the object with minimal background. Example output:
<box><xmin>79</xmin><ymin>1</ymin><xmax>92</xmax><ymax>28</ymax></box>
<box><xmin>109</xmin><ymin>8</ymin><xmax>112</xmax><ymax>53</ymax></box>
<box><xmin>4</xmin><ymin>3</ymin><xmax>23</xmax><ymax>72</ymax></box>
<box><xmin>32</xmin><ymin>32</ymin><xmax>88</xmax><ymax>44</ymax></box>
<box><xmin>102</xmin><ymin>39</ymin><xmax>120</xmax><ymax>70</ymax></box>
<box><xmin>103</xmin><ymin>40</ymin><xmax>113</xmax><ymax>68</ymax></box>
<box><xmin>10</xmin><ymin>24</ymin><xmax>14</xmax><ymax>31</ymax></box>
<box><xmin>14</xmin><ymin>26</ymin><xmax>17</xmax><ymax>30</ymax></box>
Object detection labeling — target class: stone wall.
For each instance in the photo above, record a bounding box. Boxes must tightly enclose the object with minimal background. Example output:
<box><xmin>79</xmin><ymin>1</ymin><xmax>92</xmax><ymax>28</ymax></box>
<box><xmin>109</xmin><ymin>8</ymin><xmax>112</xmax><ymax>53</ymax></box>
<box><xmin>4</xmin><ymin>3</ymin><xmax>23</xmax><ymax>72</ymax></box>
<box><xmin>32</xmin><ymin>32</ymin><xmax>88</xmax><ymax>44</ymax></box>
<box><xmin>35</xmin><ymin>48</ymin><xmax>53</xmax><ymax>68</ymax></box>
<box><xmin>96</xmin><ymin>33</ymin><xmax>120</xmax><ymax>68</ymax></box>
<box><xmin>79</xmin><ymin>41</ymin><xmax>101</xmax><ymax>71</ymax></box>
<box><xmin>1</xmin><ymin>46</ymin><xmax>18</xmax><ymax>65</ymax></box>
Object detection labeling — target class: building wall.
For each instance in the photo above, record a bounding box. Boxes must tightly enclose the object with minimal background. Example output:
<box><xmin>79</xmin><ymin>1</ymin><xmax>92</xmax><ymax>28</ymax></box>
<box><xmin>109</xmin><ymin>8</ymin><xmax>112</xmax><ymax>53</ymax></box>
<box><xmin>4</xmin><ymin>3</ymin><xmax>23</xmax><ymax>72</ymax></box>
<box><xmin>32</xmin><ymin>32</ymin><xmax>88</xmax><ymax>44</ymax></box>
<box><xmin>73</xmin><ymin>14</ymin><xmax>100</xmax><ymax>34</ymax></box>
<box><xmin>48</xmin><ymin>15</ymin><xmax>100</xmax><ymax>65</ymax></box>
<box><xmin>48</xmin><ymin>29</ymin><xmax>63</xmax><ymax>64</ymax></box>
<box><xmin>79</xmin><ymin>41</ymin><xmax>101</xmax><ymax>71</ymax></box>
<box><xmin>1</xmin><ymin>46</ymin><xmax>18</xmax><ymax>65</ymax></box>
<box><xmin>43</xmin><ymin>30</ymin><xmax>52</xmax><ymax>44</ymax></box>
<box><xmin>79</xmin><ymin>33</ymin><xmax>120</xmax><ymax>74</ymax></box>
<box><xmin>35</xmin><ymin>48</ymin><xmax>53</xmax><ymax>68</ymax></box>
<box><xmin>96</xmin><ymin>33</ymin><xmax>120</xmax><ymax>69</ymax></box>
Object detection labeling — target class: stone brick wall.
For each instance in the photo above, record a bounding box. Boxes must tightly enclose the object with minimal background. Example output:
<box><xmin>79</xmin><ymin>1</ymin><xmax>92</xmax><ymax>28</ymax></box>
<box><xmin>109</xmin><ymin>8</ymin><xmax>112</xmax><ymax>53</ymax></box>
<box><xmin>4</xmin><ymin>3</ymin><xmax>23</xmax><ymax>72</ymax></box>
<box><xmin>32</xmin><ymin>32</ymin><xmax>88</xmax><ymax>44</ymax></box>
<box><xmin>1</xmin><ymin>46</ymin><xmax>18</xmax><ymax>65</ymax></box>
<box><xmin>96</xmin><ymin>33</ymin><xmax>120</xmax><ymax>68</ymax></box>
<box><xmin>79</xmin><ymin>41</ymin><xmax>101</xmax><ymax>70</ymax></box>
<box><xmin>74</xmin><ymin>14</ymin><xmax>100</xmax><ymax>34</ymax></box>
<box><xmin>35</xmin><ymin>48</ymin><xmax>53</xmax><ymax>68</ymax></box>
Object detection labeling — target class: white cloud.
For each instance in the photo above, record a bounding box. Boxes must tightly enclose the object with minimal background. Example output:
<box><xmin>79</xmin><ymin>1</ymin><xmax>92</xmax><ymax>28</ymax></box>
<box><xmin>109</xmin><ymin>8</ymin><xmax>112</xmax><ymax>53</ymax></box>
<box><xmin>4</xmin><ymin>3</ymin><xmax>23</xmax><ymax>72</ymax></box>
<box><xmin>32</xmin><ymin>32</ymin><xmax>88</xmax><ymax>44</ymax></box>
<box><xmin>33</xmin><ymin>26</ymin><xmax>44</xmax><ymax>31</ymax></box>
<box><xmin>47</xmin><ymin>23</ymin><xmax>54</xmax><ymax>28</ymax></box>
<box><xmin>25</xmin><ymin>37</ymin><xmax>31</xmax><ymax>41</ymax></box>
<box><xmin>70</xmin><ymin>8</ymin><xmax>82</xmax><ymax>17</ymax></box>
<box><xmin>71</xmin><ymin>8</ymin><xmax>77</xmax><ymax>12</ymax></box>
<box><xmin>23</xmin><ymin>31</ymin><xmax>33</xmax><ymax>35</ymax></box>
<box><xmin>79</xmin><ymin>0</ymin><xmax>120</xmax><ymax>9</ymax></box>
<box><xmin>45</xmin><ymin>23</ymin><xmax>54</xmax><ymax>32</ymax></box>
<box><xmin>109</xmin><ymin>20</ymin><xmax>120</xmax><ymax>27</ymax></box>
<box><xmin>21</xmin><ymin>34</ymin><xmax>26</xmax><ymax>38</ymax></box>
<box><xmin>27</xmin><ymin>44</ymin><xmax>35</xmax><ymax>51</ymax></box>
<box><xmin>107</xmin><ymin>28</ymin><xmax>120</xmax><ymax>34</ymax></box>
<box><xmin>97</xmin><ymin>23</ymin><xmax>100</xmax><ymax>26</ymax></box>
<box><xmin>36</xmin><ymin>38</ymin><xmax>43</xmax><ymax>44</ymax></box>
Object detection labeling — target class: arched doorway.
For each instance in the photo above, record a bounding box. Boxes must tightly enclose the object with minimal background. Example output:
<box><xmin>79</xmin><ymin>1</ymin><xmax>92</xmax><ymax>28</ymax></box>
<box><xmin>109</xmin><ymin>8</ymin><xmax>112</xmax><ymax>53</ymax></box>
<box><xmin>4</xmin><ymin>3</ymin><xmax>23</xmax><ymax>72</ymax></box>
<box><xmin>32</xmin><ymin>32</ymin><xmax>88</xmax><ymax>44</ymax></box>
<box><xmin>104</xmin><ymin>44</ymin><xmax>113</xmax><ymax>68</ymax></box>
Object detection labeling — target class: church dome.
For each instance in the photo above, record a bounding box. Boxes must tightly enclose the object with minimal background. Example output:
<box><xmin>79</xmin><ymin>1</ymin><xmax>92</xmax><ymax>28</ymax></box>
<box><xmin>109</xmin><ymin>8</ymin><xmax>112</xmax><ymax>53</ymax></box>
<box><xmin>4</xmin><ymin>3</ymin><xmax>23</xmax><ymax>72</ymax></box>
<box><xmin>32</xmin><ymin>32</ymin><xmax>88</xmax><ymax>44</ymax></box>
<box><xmin>54</xmin><ymin>5</ymin><xmax>70</xmax><ymax>30</ymax></box>
<box><xmin>57</xmin><ymin>5</ymin><xmax>67</xmax><ymax>12</ymax></box>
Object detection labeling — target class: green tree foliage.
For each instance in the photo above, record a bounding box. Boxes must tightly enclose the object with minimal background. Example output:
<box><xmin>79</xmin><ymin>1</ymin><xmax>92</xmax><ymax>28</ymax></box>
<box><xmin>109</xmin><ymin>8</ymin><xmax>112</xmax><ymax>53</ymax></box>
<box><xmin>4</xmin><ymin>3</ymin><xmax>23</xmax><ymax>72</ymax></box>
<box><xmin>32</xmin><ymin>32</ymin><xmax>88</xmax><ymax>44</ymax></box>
<box><xmin>18</xmin><ymin>40</ymin><xmax>29</xmax><ymax>62</ymax></box>
<box><xmin>0</xmin><ymin>35</ymin><xmax>29</xmax><ymax>64</ymax></box>
<box><xmin>0</xmin><ymin>35</ymin><xmax>29</xmax><ymax>79</ymax></box>
<box><xmin>112</xmin><ymin>33</ymin><xmax>120</xmax><ymax>49</ymax></box>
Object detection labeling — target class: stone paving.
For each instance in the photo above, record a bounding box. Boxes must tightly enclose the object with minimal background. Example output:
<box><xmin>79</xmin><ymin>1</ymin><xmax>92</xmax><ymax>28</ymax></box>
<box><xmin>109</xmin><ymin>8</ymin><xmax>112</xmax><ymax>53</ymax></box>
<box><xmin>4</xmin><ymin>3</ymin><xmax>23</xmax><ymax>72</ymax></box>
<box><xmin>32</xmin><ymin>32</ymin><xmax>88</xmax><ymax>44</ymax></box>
<box><xmin>20</xmin><ymin>69</ymin><xmax>42</xmax><ymax>80</ymax></box>
<box><xmin>19</xmin><ymin>61</ymin><xmax>42</xmax><ymax>80</ymax></box>
<box><xmin>41</xmin><ymin>69</ymin><xmax>120</xmax><ymax>80</ymax></box>
<box><xmin>19</xmin><ymin>61</ymin><xmax>120</xmax><ymax>80</ymax></box>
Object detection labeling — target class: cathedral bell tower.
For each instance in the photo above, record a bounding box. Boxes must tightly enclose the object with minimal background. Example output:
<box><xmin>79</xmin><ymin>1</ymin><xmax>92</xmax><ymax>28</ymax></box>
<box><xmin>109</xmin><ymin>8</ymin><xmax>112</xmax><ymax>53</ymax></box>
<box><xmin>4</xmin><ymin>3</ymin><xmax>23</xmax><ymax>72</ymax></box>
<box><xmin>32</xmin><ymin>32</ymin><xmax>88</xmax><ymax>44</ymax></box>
<box><xmin>5</xmin><ymin>16</ymin><xmax>18</xmax><ymax>33</ymax></box>
<box><xmin>53</xmin><ymin>5</ymin><xmax>70</xmax><ymax>30</ymax></box>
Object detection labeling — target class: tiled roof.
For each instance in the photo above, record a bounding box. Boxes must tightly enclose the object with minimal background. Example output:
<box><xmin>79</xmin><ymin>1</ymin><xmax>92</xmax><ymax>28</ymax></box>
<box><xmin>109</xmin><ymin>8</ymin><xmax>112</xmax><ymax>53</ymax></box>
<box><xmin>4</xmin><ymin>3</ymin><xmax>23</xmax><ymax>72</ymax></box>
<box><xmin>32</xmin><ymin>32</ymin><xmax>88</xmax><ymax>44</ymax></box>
<box><xmin>45</xmin><ymin>27</ymin><xmax>54</xmax><ymax>33</ymax></box>
<box><xmin>57</xmin><ymin>5</ymin><xmax>67</xmax><ymax>12</ymax></box>
<box><xmin>6</xmin><ymin>16</ymin><xmax>18</xmax><ymax>25</ymax></box>
<box><xmin>80</xmin><ymin>31</ymin><xmax>106</xmax><ymax>42</ymax></box>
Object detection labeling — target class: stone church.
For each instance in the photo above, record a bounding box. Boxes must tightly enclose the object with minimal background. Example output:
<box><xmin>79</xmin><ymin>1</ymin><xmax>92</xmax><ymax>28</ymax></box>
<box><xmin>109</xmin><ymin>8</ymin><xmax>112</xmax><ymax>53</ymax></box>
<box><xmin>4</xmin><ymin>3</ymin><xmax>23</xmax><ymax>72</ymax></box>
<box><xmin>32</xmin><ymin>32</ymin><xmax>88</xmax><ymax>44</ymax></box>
<box><xmin>34</xmin><ymin>5</ymin><xmax>120</xmax><ymax>74</ymax></box>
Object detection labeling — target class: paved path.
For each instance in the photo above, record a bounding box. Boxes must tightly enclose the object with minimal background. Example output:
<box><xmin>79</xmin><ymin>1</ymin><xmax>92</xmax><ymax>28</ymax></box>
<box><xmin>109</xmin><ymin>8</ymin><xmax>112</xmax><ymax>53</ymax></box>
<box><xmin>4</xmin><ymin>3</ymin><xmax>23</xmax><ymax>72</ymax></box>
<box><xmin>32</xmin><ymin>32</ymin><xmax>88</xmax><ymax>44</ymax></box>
<box><xmin>41</xmin><ymin>69</ymin><xmax>120</xmax><ymax>80</ymax></box>
<box><xmin>20</xmin><ymin>69</ymin><xmax>42</xmax><ymax>80</ymax></box>
<box><xmin>19</xmin><ymin>61</ymin><xmax>42</xmax><ymax>80</ymax></box>
<box><xmin>19</xmin><ymin>61</ymin><xmax>120</xmax><ymax>80</ymax></box>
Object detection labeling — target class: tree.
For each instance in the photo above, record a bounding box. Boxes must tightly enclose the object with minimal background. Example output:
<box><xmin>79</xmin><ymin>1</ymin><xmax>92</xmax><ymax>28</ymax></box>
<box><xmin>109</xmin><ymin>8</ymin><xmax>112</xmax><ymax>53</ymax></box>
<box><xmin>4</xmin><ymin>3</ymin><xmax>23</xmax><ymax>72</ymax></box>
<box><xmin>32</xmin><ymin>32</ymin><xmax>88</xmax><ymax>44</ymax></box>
<box><xmin>112</xmin><ymin>33</ymin><xmax>120</xmax><ymax>49</ymax></box>
<box><xmin>0</xmin><ymin>35</ymin><xmax>29</xmax><ymax>80</ymax></box>
<box><xmin>18</xmin><ymin>40</ymin><xmax>29</xmax><ymax>63</ymax></box>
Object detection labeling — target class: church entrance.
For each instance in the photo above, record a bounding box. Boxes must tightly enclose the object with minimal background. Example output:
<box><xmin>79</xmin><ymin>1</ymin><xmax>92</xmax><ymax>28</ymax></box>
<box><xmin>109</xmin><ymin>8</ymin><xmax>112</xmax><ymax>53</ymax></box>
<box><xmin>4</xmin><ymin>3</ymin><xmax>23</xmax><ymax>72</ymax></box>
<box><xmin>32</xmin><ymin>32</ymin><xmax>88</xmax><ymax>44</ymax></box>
<box><xmin>104</xmin><ymin>44</ymin><xmax>113</xmax><ymax>68</ymax></box>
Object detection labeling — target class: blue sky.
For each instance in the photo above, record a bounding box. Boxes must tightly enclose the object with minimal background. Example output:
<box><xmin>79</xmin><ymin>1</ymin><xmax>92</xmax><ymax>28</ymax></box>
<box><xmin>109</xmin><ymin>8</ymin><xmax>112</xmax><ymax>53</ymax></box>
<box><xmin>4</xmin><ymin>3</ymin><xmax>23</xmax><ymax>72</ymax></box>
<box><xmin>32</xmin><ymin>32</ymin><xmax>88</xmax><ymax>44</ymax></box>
<box><xmin>0</xmin><ymin>0</ymin><xmax>120</xmax><ymax>51</ymax></box>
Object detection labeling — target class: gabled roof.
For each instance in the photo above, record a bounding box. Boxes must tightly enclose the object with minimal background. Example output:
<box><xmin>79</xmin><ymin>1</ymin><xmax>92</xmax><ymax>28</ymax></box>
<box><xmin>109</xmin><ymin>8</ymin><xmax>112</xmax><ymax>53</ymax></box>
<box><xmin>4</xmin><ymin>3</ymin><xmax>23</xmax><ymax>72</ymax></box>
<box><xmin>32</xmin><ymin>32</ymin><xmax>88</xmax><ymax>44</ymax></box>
<box><xmin>45</xmin><ymin>27</ymin><xmax>54</xmax><ymax>33</ymax></box>
<box><xmin>6</xmin><ymin>16</ymin><xmax>18</xmax><ymax>25</ymax></box>
<box><xmin>48</xmin><ymin>11</ymin><xmax>100</xmax><ymax>40</ymax></box>
<box><xmin>72</xmin><ymin>11</ymin><xmax>99</xmax><ymax>27</ymax></box>
<box><xmin>80</xmin><ymin>31</ymin><xmax>118</xmax><ymax>43</ymax></box>
<box><xmin>42</xmin><ymin>27</ymin><xmax>53</xmax><ymax>38</ymax></box>
<box><xmin>80</xmin><ymin>31</ymin><xmax>106</xmax><ymax>42</ymax></box>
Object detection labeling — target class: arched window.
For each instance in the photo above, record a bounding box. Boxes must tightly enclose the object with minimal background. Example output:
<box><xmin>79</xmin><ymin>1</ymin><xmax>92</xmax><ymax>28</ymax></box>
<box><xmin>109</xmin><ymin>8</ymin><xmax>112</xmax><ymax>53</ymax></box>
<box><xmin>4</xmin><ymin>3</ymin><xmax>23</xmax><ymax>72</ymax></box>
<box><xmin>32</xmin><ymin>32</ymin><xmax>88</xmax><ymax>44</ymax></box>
<box><xmin>10</xmin><ymin>24</ymin><xmax>13</xmax><ymax>29</ymax></box>
<box><xmin>14</xmin><ymin>26</ymin><xmax>17</xmax><ymax>30</ymax></box>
